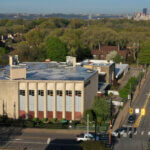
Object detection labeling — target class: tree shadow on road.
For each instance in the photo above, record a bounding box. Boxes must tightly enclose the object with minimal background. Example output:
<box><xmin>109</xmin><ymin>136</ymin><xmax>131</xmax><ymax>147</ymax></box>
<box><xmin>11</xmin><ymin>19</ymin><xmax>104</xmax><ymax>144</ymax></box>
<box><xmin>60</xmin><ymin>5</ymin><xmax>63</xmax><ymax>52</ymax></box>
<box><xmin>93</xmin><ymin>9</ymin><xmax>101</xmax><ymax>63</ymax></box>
<box><xmin>45</xmin><ymin>139</ymin><xmax>82</xmax><ymax>150</ymax></box>
<box><xmin>0</xmin><ymin>126</ymin><xmax>23</xmax><ymax>146</ymax></box>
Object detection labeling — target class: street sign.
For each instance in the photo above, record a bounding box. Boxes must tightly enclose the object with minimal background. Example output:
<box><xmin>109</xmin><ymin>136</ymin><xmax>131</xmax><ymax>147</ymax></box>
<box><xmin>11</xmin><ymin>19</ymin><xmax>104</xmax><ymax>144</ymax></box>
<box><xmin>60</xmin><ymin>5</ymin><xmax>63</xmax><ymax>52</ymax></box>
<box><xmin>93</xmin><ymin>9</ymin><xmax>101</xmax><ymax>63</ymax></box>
<box><xmin>129</xmin><ymin>108</ymin><xmax>133</xmax><ymax>114</ymax></box>
<box><xmin>141</xmin><ymin>108</ymin><xmax>145</xmax><ymax>116</ymax></box>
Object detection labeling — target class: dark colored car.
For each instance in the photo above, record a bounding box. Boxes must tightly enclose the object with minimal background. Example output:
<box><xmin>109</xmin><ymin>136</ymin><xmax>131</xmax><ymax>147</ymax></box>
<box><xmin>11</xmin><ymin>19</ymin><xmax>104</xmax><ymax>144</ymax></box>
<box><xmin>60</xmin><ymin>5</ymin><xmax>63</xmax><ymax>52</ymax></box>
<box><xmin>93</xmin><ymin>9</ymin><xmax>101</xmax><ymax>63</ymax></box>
<box><xmin>128</xmin><ymin>114</ymin><xmax>136</xmax><ymax>124</ymax></box>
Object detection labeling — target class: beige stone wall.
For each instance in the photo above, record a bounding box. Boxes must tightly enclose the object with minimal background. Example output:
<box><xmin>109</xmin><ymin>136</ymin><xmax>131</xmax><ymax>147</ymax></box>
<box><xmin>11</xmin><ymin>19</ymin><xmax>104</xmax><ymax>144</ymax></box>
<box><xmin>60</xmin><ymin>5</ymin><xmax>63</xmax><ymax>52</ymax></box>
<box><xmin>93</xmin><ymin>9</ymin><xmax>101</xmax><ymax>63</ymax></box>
<box><xmin>0</xmin><ymin>77</ymin><xmax>98</xmax><ymax>120</ymax></box>
<box><xmin>0</xmin><ymin>81</ymin><xmax>19</xmax><ymax>118</ymax></box>
<box><xmin>84</xmin><ymin>72</ymin><xmax>98</xmax><ymax>112</ymax></box>
<box><xmin>10</xmin><ymin>67</ymin><xmax>26</xmax><ymax>80</ymax></box>
<box><xmin>84</xmin><ymin>64</ymin><xmax>115</xmax><ymax>84</ymax></box>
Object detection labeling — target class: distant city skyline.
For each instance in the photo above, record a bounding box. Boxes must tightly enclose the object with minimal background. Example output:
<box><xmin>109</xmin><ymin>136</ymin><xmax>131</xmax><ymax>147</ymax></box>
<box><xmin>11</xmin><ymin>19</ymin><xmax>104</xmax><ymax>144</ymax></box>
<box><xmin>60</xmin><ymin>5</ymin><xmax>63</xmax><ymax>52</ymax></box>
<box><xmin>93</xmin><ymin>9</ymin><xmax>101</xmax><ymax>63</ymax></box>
<box><xmin>0</xmin><ymin>0</ymin><xmax>150</xmax><ymax>14</ymax></box>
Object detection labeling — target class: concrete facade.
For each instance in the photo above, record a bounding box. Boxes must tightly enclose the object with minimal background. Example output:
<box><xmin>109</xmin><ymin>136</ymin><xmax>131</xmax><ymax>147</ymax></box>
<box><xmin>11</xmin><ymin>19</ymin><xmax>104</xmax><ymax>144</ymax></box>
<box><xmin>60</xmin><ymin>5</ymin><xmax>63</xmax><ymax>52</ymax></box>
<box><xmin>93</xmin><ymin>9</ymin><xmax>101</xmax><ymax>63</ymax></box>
<box><xmin>82</xmin><ymin>60</ymin><xmax>115</xmax><ymax>84</ymax></box>
<box><xmin>0</xmin><ymin>74</ymin><xmax>98</xmax><ymax>120</ymax></box>
<box><xmin>0</xmin><ymin>56</ymin><xmax>98</xmax><ymax>120</ymax></box>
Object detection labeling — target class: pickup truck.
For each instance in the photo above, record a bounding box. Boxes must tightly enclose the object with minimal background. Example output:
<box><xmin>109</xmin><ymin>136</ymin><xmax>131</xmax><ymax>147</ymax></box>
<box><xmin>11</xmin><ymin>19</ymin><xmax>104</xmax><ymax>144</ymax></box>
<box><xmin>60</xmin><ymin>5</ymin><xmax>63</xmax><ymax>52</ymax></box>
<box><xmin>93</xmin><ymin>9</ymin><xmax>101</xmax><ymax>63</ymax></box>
<box><xmin>76</xmin><ymin>133</ymin><xmax>99</xmax><ymax>142</ymax></box>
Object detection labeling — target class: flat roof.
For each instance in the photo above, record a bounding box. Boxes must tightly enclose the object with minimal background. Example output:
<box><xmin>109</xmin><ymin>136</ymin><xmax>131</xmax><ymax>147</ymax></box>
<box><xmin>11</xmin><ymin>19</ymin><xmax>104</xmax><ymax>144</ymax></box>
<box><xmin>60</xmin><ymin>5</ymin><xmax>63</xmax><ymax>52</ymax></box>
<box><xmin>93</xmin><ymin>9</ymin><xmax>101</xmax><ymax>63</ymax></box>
<box><xmin>115</xmin><ymin>64</ymin><xmax>129</xmax><ymax>78</ymax></box>
<box><xmin>0</xmin><ymin>62</ymin><xmax>97</xmax><ymax>81</ymax></box>
<box><xmin>81</xmin><ymin>59</ymin><xmax>114</xmax><ymax>67</ymax></box>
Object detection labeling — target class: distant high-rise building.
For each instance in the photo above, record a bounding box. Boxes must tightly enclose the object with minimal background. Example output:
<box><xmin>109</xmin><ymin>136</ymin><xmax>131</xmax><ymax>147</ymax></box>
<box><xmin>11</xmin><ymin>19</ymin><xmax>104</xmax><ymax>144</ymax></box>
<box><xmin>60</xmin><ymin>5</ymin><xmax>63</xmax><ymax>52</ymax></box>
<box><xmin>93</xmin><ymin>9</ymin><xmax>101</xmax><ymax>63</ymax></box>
<box><xmin>143</xmin><ymin>8</ymin><xmax>147</xmax><ymax>15</ymax></box>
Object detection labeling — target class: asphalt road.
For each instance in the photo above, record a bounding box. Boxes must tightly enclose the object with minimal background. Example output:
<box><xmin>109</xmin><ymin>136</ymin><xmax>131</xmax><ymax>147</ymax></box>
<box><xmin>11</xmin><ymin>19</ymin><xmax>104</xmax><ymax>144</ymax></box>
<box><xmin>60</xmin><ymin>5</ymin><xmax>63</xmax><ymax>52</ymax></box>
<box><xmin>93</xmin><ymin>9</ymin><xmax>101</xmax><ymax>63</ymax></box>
<box><xmin>0</xmin><ymin>127</ymin><xmax>81</xmax><ymax>150</ymax></box>
<box><xmin>114</xmin><ymin>72</ymin><xmax>150</xmax><ymax>150</ymax></box>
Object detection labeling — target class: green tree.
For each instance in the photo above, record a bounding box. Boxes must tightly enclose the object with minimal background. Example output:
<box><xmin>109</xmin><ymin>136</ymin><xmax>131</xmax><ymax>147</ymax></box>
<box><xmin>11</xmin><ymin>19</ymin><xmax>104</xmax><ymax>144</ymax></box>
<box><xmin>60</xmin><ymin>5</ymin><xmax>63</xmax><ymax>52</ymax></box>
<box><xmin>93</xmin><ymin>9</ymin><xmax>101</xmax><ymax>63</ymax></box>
<box><xmin>0</xmin><ymin>47</ymin><xmax>7</xmax><ymax>64</ymax></box>
<box><xmin>106</xmin><ymin>51</ymin><xmax>117</xmax><ymax>61</ymax></box>
<box><xmin>0</xmin><ymin>47</ymin><xmax>6</xmax><ymax>58</ymax></box>
<box><xmin>119</xmin><ymin>77</ymin><xmax>138</xmax><ymax>99</ymax></box>
<box><xmin>44</xmin><ymin>37</ymin><xmax>67</xmax><ymax>62</ymax></box>
<box><xmin>139</xmin><ymin>40</ymin><xmax>150</xmax><ymax>65</ymax></box>
<box><xmin>113</xmin><ymin>53</ymin><xmax>124</xmax><ymax>63</ymax></box>
<box><xmin>92</xmin><ymin>96</ymin><xmax>110</xmax><ymax>124</ymax></box>
<box><xmin>84</xmin><ymin>109</ymin><xmax>96</xmax><ymax>122</ymax></box>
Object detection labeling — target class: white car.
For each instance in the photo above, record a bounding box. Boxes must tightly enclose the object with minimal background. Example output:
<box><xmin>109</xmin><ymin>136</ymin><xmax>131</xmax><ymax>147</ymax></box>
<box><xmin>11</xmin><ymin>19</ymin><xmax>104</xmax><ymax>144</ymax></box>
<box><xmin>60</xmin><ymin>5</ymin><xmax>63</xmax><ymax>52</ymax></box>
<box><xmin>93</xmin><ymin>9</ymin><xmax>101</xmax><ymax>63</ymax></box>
<box><xmin>76</xmin><ymin>133</ymin><xmax>99</xmax><ymax>142</ymax></box>
<box><xmin>112</xmin><ymin>127</ymin><xmax>127</xmax><ymax>137</ymax></box>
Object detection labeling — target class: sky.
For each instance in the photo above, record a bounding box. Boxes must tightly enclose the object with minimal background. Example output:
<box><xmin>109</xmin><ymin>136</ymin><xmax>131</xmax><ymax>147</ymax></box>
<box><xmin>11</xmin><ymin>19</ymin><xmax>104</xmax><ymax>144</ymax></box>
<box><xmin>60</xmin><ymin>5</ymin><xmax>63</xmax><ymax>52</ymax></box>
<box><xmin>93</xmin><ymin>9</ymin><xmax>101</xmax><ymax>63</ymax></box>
<box><xmin>0</xmin><ymin>0</ymin><xmax>150</xmax><ymax>14</ymax></box>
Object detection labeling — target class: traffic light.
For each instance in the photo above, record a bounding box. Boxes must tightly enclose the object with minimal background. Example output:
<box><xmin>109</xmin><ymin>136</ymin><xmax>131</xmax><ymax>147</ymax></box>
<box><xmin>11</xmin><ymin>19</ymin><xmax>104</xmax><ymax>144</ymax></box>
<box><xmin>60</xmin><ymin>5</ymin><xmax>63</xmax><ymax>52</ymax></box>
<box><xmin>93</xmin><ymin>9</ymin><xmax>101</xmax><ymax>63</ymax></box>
<box><xmin>141</xmin><ymin>108</ymin><xmax>145</xmax><ymax>116</ymax></box>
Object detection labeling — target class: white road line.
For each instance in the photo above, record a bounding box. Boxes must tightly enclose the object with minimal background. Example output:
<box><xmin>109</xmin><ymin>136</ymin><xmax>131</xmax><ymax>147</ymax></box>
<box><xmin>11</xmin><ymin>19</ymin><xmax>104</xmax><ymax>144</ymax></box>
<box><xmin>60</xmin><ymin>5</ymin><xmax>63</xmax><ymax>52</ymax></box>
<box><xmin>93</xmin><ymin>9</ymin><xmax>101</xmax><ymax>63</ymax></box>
<box><xmin>148</xmin><ymin>132</ymin><xmax>150</xmax><ymax>136</ymax></box>
<box><xmin>0</xmin><ymin>141</ymin><xmax>46</xmax><ymax>145</ymax></box>
<box><xmin>134</xmin><ymin>131</ymin><xmax>137</xmax><ymax>135</ymax></box>
<box><xmin>47</xmin><ymin>138</ymin><xmax>51</xmax><ymax>144</ymax></box>
<box><xmin>14</xmin><ymin>139</ymin><xmax>22</xmax><ymax>141</ymax></box>
<box><xmin>141</xmin><ymin>131</ymin><xmax>144</xmax><ymax>135</ymax></box>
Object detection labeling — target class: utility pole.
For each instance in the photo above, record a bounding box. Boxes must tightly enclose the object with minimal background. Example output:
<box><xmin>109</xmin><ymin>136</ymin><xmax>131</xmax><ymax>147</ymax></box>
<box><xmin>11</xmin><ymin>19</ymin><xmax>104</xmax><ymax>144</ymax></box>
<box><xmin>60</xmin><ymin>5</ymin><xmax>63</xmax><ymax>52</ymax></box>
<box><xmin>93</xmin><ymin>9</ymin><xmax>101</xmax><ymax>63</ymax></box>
<box><xmin>109</xmin><ymin>98</ymin><xmax>112</xmax><ymax>145</ymax></box>
<box><xmin>87</xmin><ymin>114</ymin><xmax>89</xmax><ymax>135</ymax></box>
<box><xmin>14</xmin><ymin>102</ymin><xmax>16</xmax><ymax>119</ymax></box>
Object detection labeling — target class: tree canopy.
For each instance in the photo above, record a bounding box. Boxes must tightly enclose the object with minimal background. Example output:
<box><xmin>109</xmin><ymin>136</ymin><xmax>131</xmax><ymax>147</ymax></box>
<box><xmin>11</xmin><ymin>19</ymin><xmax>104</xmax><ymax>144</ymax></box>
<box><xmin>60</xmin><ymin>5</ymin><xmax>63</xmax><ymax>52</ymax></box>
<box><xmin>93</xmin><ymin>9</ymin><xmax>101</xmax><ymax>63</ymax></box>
<box><xmin>92</xmin><ymin>96</ymin><xmax>110</xmax><ymax>124</ymax></box>
<box><xmin>1</xmin><ymin>18</ymin><xmax>150</xmax><ymax>64</ymax></box>
<box><xmin>44</xmin><ymin>37</ymin><xmax>67</xmax><ymax>62</ymax></box>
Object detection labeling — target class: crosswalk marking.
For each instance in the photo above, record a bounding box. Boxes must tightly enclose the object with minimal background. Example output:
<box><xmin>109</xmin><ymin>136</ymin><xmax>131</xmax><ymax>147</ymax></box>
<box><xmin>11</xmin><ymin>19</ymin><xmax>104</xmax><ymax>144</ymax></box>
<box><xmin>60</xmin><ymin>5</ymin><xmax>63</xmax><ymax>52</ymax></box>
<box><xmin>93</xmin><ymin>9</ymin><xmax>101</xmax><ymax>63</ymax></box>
<box><xmin>141</xmin><ymin>131</ymin><xmax>144</xmax><ymax>135</ymax></box>
<box><xmin>120</xmin><ymin>130</ymin><xmax>150</xmax><ymax>137</ymax></box>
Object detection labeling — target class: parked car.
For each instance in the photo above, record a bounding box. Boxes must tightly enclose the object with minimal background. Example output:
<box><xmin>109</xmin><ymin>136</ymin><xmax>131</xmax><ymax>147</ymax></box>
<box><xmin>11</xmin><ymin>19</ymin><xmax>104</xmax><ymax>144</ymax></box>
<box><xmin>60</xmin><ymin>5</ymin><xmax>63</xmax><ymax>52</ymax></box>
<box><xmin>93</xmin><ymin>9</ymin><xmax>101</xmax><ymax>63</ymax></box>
<box><xmin>128</xmin><ymin>114</ymin><xmax>136</xmax><ymax>124</ymax></box>
<box><xmin>112</xmin><ymin>127</ymin><xmax>127</xmax><ymax>137</ymax></box>
<box><xmin>76</xmin><ymin>133</ymin><xmax>99</xmax><ymax>142</ymax></box>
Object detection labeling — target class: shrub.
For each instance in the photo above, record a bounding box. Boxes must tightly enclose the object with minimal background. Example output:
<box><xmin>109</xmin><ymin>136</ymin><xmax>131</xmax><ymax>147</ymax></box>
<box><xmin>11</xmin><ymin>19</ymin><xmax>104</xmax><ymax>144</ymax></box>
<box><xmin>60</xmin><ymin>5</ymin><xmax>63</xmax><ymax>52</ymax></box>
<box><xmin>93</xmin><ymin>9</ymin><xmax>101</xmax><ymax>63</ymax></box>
<box><xmin>32</xmin><ymin>118</ymin><xmax>39</xmax><ymax>122</ymax></box>
<box><xmin>70</xmin><ymin>120</ymin><xmax>80</xmax><ymax>126</ymax></box>
<box><xmin>60</xmin><ymin>118</ymin><xmax>68</xmax><ymax>124</ymax></box>
<box><xmin>41</xmin><ymin>118</ymin><xmax>48</xmax><ymax>123</ymax></box>
<box><xmin>24</xmin><ymin>120</ymin><xmax>34</xmax><ymax>128</ymax></box>
<box><xmin>50</xmin><ymin>118</ymin><xmax>57</xmax><ymax>123</ymax></box>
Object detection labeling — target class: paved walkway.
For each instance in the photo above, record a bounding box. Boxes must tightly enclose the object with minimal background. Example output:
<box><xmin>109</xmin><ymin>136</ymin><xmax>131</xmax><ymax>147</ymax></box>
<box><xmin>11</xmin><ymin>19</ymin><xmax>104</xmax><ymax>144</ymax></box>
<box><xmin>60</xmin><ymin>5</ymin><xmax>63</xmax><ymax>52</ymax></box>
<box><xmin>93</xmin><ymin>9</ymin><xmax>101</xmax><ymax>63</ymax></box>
<box><xmin>22</xmin><ymin>128</ymin><xmax>83</xmax><ymax>134</ymax></box>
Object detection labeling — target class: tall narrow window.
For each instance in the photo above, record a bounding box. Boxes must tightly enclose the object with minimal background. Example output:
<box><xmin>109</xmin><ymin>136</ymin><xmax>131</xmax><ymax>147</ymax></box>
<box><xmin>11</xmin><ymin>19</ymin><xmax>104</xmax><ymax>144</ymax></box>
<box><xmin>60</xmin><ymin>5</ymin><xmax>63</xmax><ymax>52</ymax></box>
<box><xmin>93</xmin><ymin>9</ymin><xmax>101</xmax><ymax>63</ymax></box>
<box><xmin>75</xmin><ymin>91</ymin><xmax>81</xmax><ymax>112</ymax></box>
<box><xmin>29</xmin><ymin>90</ymin><xmax>34</xmax><ymax>96</ymax></box>
<box><xmin>38</xmin><ymin>90</ymin><xmax>44</xmax><ymax>96</ymax></box>
<box><xmin>47</xmin><ymin>90</ymin><xmax>53</xmax><ymax>96</ymax></box>
<box><xmin>19</xmin><ymin>90</ymin><xmax>25</xmax><ymax>96</ymax></box>
<box><xmin>57</xmin><ymin>90</ymin><xmax>62</xmax><ymax>96</ymax></box>
<box><xmin>56</xmin><ymin>90</ymin><xmax>63</xmax><ymax>111</ymax></box>
<box><xmin>66</xmin><ymin>90</ymin><xmax>72</xmax><ymax>112</ymax></box>
<box><xmin>66</xmin><ymin>90</ymin><xmax>72</xmax><ymax>96</ymax></box>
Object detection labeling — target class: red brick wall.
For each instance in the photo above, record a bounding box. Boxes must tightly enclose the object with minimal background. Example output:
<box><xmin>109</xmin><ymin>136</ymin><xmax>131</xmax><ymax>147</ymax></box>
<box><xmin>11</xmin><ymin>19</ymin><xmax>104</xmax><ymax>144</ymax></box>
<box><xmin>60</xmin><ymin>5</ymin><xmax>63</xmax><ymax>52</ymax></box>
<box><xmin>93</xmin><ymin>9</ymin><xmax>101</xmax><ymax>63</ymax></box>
<box><xmin>29</xmin><ymin>111</ymin><xmax>34</xmax><ymax>119</ymax></box>
<box><xmin>19</xmin><ymin>111</ymin><xmax>25</xmax><ymax>119</ymax></box>
<box><xmin>47</xmin><ymin>111</ymin><xmax>53</xmax><ymax>119</ymax></box>
<box><xmin>75</xmin><ymin>112</ymin><xmax>81</xmax><ymax>120</ymax></box>
<box><xmin>66</xmin><ymin>112</ymin><xmax>72</xmax><ymax>120</ymax></box>
<box><xmin>38</xmin><ymin>111</ymin><xmax>44</xmax><ymax>119</ymax></box>
<box><xmin>56</xmin><ymin>111</ymin><xmax>62</xmax><ymax>120</ymax></box>
<box><xmin>92</xmin><ymin>49</ymin><xmax>128</xmax><ymax>60</ymax></box>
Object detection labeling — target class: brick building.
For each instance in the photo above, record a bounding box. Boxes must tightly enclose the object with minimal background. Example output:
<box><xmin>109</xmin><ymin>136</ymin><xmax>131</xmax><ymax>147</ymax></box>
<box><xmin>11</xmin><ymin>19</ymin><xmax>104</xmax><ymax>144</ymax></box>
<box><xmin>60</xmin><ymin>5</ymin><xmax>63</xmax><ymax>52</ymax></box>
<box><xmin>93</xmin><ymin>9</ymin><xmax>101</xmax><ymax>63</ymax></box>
<box><xmin>92</xmin><ymin>46</ymin><xmax>128</xmax><ymax>61</ymax></box>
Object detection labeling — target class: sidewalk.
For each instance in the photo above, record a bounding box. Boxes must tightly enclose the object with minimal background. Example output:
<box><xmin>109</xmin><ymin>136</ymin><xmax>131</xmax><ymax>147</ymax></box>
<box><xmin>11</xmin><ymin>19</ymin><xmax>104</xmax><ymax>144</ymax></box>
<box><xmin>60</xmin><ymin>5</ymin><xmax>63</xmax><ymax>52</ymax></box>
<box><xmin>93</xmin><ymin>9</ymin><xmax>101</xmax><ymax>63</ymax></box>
<box><xmin>22</xmin><ymin>128</ymin><xmax>84</xmax><ymax>135</ymax></box>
